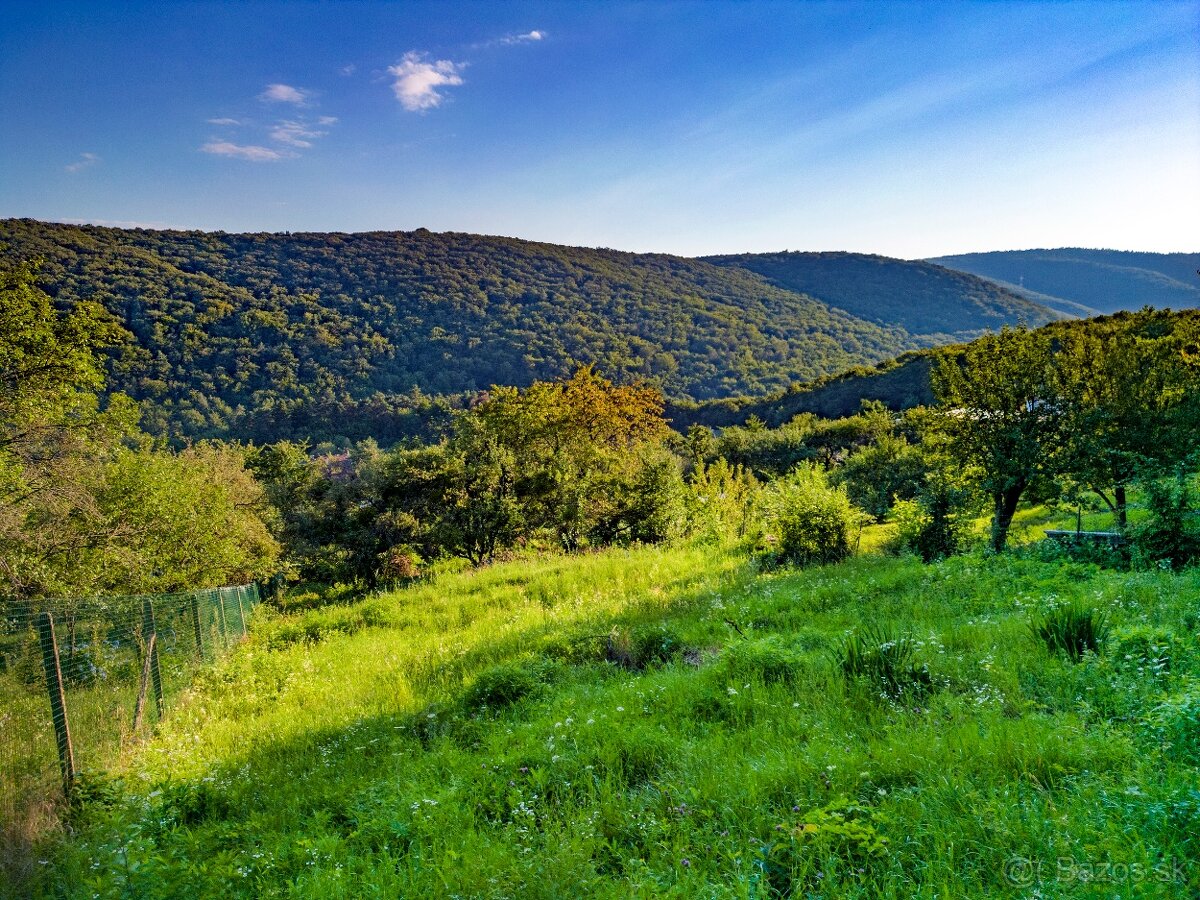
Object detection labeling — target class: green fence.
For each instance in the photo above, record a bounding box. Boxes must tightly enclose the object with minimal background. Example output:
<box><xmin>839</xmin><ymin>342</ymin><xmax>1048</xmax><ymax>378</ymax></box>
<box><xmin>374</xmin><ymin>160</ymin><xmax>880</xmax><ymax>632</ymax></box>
<box><xmin>0</xmin><ymin>584</ymin><xmax>259</xmax><ymax>874</ymax></box>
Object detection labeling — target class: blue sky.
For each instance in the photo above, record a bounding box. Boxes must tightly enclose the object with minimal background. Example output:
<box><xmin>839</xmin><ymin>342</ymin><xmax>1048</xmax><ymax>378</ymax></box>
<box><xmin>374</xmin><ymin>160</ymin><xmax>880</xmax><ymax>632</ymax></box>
<box><xmin>1</xmin><ymin>1</ymin><xmax>1196</xmax><ymax>257</ymax></box>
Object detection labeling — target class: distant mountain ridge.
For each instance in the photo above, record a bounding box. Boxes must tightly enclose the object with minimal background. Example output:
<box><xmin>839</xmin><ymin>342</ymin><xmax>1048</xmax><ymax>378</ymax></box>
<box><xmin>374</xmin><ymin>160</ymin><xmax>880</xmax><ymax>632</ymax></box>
<box><xmin>703</xmin><ymin>250</ymin><xmax>1061</xmax><ymax>339</ymax></box>
<box><xmin>929</xmin><ymin>249</ymin><xmax>1200</xmax><ymax>316</ymax></box>
<box><xmin>0</xmin><ymin>219</ymin><xmax>1077</xmax><ymax>444</ymax></box>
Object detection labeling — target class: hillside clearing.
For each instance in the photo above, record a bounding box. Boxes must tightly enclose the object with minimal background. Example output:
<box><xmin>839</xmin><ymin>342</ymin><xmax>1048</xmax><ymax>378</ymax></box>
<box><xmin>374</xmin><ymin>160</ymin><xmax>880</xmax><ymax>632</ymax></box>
<box><xmin>40</xmin><ymin>544</ymin><xmax>1200</xmax><ymax>898</ymax></box>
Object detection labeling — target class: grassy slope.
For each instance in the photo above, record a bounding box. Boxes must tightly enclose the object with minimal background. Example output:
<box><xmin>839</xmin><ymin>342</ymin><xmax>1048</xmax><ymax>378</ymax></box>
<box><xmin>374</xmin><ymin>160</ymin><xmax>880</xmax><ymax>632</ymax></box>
<box><xmin>40</xmin><ymin>538</ymin><xmax>1200</xmax><ymax>899</ymax></box>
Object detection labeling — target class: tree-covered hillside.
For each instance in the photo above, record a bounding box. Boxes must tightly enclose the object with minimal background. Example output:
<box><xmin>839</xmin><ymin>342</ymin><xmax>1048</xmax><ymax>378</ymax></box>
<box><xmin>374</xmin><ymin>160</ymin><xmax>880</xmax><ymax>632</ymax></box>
<box><xmin>930</xmin><ymin>248</ymin><xmax>1200</xmax><ymax>316</ymax></box>
<box><xmin>703</xmin><ymin>250</ymin><xmax>1060</xmax><ymax>339</ymax></box>
<box><xmin>1</xmin><ymin>219</ymin><xmax>923</xmax><ymax>444</ymax></box>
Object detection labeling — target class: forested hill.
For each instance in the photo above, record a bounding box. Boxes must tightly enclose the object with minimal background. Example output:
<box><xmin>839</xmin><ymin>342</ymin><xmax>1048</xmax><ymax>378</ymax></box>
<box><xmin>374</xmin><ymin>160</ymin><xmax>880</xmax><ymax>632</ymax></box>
<box><xmin>702</xmin><ymin>251</ymin><xmax>1060</xmax><ymax>339</ymax></box>
<box><xmin>1</xmin><ymin>219</ymin><xmax>930</xmax><ymax>444</ymax></box>
<box><xmin>929</xmin><ymin>248</ymin><xmax>1200</xmax><ymax>317</ymax></box>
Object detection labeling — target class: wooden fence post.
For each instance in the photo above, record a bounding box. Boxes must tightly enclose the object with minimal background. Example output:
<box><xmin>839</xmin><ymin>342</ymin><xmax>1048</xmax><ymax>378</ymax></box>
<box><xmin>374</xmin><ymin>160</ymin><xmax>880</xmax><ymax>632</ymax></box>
<box><xmin>215</xmin><ymin>591</ymin><xmax>229</xmax><ymax>649</ymax></box>
<box><xmin>132</xmin><ymin>633</ymin><xmax>158</xmax><ymax>733</ymax></box>
<box><xmin>190</xmin><ymin>594</ymin><xmax>205</xmax><ymax>661</ymax></box>
<box><xmin>235</xmin><ymin>587</ymin><xmax>247</xmax><ymax>637</ymax></box>
<box><xmin>141</xmin><ymin>598</ymin><xmax>164</xmax><ymax>720</ymax></box>
<box><xmin>36</xmin><ymin>612</ymin><xmax>75</xmax><ymax>794</ymax></box>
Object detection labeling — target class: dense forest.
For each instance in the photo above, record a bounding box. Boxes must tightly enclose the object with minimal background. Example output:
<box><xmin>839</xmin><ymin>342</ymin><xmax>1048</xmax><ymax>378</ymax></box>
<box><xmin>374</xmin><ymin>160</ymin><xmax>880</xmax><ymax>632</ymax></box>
<box><xmin>2</xmin><ymin>219</ymin><xmax>1061</xmax><ymax>446</ymax></box>
<box><xmin>931</xmin><ymin>248</ymin><xmax>1200</xmax><ymax>316</ymax></box>
<box><xmin>703</xmin><ymin>251</ymin><xmax>1058</xmax><ymax>339</ymax></box>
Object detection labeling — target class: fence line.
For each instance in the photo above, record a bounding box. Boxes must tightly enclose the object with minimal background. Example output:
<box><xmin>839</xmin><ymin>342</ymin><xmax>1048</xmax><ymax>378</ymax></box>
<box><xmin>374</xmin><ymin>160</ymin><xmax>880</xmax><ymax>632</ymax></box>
<box><xmin>0</xmin><ymin>583</ymin><xmax>260</xmax><ymax>876</ymax></box>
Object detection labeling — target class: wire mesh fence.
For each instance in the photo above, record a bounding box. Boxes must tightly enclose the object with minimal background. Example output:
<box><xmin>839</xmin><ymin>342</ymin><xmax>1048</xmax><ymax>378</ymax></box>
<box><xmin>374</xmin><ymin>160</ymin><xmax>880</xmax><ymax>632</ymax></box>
<box><xmin>0</xmin><ymin>583</ymin><xmax>260</xmax><ymax>872</ymax></box>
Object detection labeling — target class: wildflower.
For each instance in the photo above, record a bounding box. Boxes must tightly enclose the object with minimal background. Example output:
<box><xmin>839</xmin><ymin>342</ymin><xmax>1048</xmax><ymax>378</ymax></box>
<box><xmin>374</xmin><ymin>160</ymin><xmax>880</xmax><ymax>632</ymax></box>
<box><xmin>680</xmin><ymin>858</ymin><xmax>691</xmax><ymax>869</ymax></box>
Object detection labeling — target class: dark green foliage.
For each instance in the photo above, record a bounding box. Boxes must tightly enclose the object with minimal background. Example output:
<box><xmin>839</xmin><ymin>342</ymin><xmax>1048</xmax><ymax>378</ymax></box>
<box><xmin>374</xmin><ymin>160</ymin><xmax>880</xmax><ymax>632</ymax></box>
<box><xmin>706</xmin><ymin>250</ymin><xmax>1059</xmax><ymax>339</ymax></box>
<box><xmin>0</xmin><ymin>219</ymin><xmax>921</xmax><ymax>445</ymax></box>
<box><xmin>1129</xmin><ymin>477</ymin><xmax>1200</xmax><ymax>571</ymax></box>
<box><xmin>892</xmin><ymin>481</ymin><xmax>972</xmax><ymax>563</ymax></box>
<box><xmin>1028</xmin><ymin>535</ymin><xmax>1130</xmax><ymax>569</ymax></box>
<box><xmin>605</xmin><ymin>623</ymin><xmax>683</xmax><ymax>670</ymax></box>
<box><xmin>833</xmin><ymin>626</ymin><xmax>932</xmax><ymax>699</ymax></box>
<box><xmin>930</xmin><ymin>248</ymin><xmax>1200</xmax><ymax>317</ymax></box>
<box><xmin>462</xmin><ymin>659</ymin><xmax>556</xmax><ymax>711</ymax></box>
<box><xmin>671</xmin><ymin>353</ymin><xmax>935</xmax><ymax>431</ymax></box>
<box><xmin>1032</xmin><ymin>604</ymin><xmax>1110</xmax><ymax>662</ymax></box>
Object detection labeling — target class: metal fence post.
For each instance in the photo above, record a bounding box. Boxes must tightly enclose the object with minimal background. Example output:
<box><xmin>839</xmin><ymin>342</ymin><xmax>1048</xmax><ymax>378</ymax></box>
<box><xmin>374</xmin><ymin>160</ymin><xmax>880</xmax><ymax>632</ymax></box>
<box><xmin>141</xmin><ymin>598</ymin><xmax>164</xmax><ymax>720</ymax></box>
<box><xmin>36</xmin><ymin>611</ymin><xmax>76</xmax><ymax>794</ymax></box>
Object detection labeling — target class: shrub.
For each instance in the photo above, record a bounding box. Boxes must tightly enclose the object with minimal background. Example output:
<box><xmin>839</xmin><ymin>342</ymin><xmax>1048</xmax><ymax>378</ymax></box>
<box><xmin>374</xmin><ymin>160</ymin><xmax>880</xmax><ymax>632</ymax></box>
<box><xmin>1026</xmin><ymin>536</ymin><xmax>1130</xmax><ymax>569</ymax></box>
<box><xmin>462</xmin><ymin>658</ymin><xmax>555</xmax><ymax>711</ymax></box>
<box><xmin>1129</xmin><ymin>477</ymin><xmax>1200</xmax><ymax>571</ymax></box>
<box><xmin>376</xmin><ymin>546</ymin><xmax>421</xmax><ymax>583</ymax></box>
<box><xmin>1148</xmin><ymin>685</ymin><xmax>1200</xmax><ymax>764</ymax></box>
<box><xmin>833</xmin><ymin>435</ymin><xmax>926</xmax><ymax>519</ymax></box>
<box><xmin>685</xmin><ymin>458</ymin><xmax>760</xmax><ymax>544</ymax></box>
<box><xmin>1112</xmin><ymin>624</ymin><xmax>1178</xmax><ymax>676</ymax></box>
<box><xmin>1032</xmin><ymin>603</ymin><xmax>1109</xmax><ymax>662</ymax></box>
<box><xmin>605</xmin><ymin>623</ymin><xmax>683</xmax><ymax>670</ymax></box>
<box><xmin>833</xmin><ymin>626</ymin><xmax>931</xmax><ymax>699</ymax></box>
<box><xmin>763</xmin><ymin>465</ymin><xmax>863</xmax><ymax>567</ymax></box>
<box><xmin>891</xmin><ymin>481</ymin><xmax>970</xmax><ymax>563</ymax></box>
<box><xmin>721</xmin><ymin>635</ymin><xmax>804</xmax><ymax>684</ymax></box>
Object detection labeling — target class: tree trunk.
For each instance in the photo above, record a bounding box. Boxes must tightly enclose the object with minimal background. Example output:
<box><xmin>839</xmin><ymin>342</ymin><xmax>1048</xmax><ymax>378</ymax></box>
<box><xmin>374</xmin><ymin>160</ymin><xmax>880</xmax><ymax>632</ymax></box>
<box><xmin>1115</xmin><ymin>484</ymin><xmax>1127</xmax><ymax>529</ymax></box>
<box><xmin>991</xmin><ymin>485</ymin><xmax>1024</xmax><ymax>552</ymax></box>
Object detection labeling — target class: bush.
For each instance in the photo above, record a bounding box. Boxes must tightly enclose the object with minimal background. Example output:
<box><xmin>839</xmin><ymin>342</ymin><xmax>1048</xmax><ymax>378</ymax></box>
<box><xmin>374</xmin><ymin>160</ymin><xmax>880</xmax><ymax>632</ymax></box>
<box><xmin>1129</xmin><ymin>477</ymin><xmax>1200</xmax><ymax>571</ymax></box>
<box><xmin>685</xmin><ymin>458</ymin><xmax>760</xmax><ymax>544</ymax></box>
<box><xmin>1025</xmin><ymin>535</ymin><xmax>1130</xmax><ymax>569</ymax></box>
<box><xmin>891</xmin><ymin>481</ymin><xmax>970</xmax><ymax>563</ymax></box>
<box><xmin>833</xmin><ymin>435</ymin><xmax>926</xmax><ymax>519</ymax></box>
<box><xmin>1148</xmin><ymin>685</ymin><xmax>1200</xmax><ymax>764</ymax></box>
<box><xmin>605</xmin><ymin>623</ymin><xmax>684</xmax><ymax>670</ymax></box>
<box><xmin>833</xmin><ymin>626</ymin><xmax>932</xmax><ymax>699</ymax></box>
<box><xmin>1032</xmin><ymin>603</ymin><xmax>1109</xmax><ymax>662</ymax></box>
<box><xmin>721</xmin><ymin>635</ymin><xmax>804</xmax><ymax>684</ymax></box>
<box><xmin>763</xmin><ymin>465</ymin><xmax>862</xmax><ymax>567</ymax></box>
<box><xmin>462</xmin><ymin>658</ymin><xmax>556</xmax><ymax>711</ymax></box>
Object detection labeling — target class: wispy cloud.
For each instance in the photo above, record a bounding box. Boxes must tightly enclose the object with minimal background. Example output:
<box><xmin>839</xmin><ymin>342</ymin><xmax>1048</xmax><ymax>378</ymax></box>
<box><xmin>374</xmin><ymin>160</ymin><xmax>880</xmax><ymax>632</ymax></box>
<box><xmin>270</xmin><ymin>117</ymin><xmax>337</xmax><ymax>148</ymax></box>
<box><xmin>65</xmin><ymin>152</ymin><xmax>99</xmax><ymax>173</ymax></box>
<box><xmin>259</xmin><ymin>83</ymin><xmax>310</xmax><ymax>104</ymax></box>
<box><xmin>388</xmin><ymin>52</ymin><xmax>466</xmax><ymax>111</ymax></box>
<box><xmin>501</xmin><ymin>30</ymin><xmax>545</xmax><ymax>45</ymax></box>
<box><xmin>339</xmin><ymin>64</ymin><xmax>356</xmax><ymax>77</ymax></box>
<box><xmin>473</xmin><ymin>29</ymin><xmax>548</xmax><ymax>50</ymax></box>
<box><xmin>200</xmin><ymin>141</ymin><xmax>289</xmax><ymax>162</ymax></box>
<box><xmin>204</xmin><ymin>86</ymin><xmax>336</xmax><ymax>161</ymax></box>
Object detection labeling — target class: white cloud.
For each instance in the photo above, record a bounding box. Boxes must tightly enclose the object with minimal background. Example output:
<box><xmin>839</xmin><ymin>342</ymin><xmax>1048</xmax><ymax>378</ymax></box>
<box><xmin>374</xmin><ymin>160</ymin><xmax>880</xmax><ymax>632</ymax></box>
<box><xmin>200</xmin><ymin>141</ymin><xmax>289</xmax><ymax>162</ymax></box>
<box><xmin>339</xmin><ymin>64</ymin><xmax>357</xmax><ymax>76</ymax></box>
<box><xmin>388</xmin><ymin>52</ymin><xmax>465</xmax><ymax>111</ymax></box>
<box><xmin>501</xmin><ymin>30</ymin><xmax>545</xmax><ymax>45</ymax></box>
<box><xmin>65</xmin><ymin>152</ymin><xmax>99</xmax><ymax>173</ymax></box>
<box><xmin>259</xmin><ymin>83</ymin><xmax>310</xmax><ymax>104</ymax></box>
<box><xmin>207</xmin><ymin>117</ymin><xmax>242</xmax><ymax>126</ymax></box>
<box><xmin>270</xmin><ymin>118</ymin><xmax>336</xmax><ymax>148</ymax></box>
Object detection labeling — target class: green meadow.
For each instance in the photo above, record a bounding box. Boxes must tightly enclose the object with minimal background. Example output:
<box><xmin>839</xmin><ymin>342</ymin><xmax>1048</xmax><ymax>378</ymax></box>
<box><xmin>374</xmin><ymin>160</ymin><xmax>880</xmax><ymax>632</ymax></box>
<box><xmin>38</xmin><ymin>540</ymin><xmax>1200</xmax><ymax>898</ymax></box>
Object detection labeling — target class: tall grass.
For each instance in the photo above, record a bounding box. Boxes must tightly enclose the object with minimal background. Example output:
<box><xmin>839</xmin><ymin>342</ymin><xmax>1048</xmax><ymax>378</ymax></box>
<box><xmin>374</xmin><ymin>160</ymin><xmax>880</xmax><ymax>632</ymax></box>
<box><xmin>31</xmin><ymin>544</ymin><xmax>1200</xmax><ymax>898</ymax></box>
